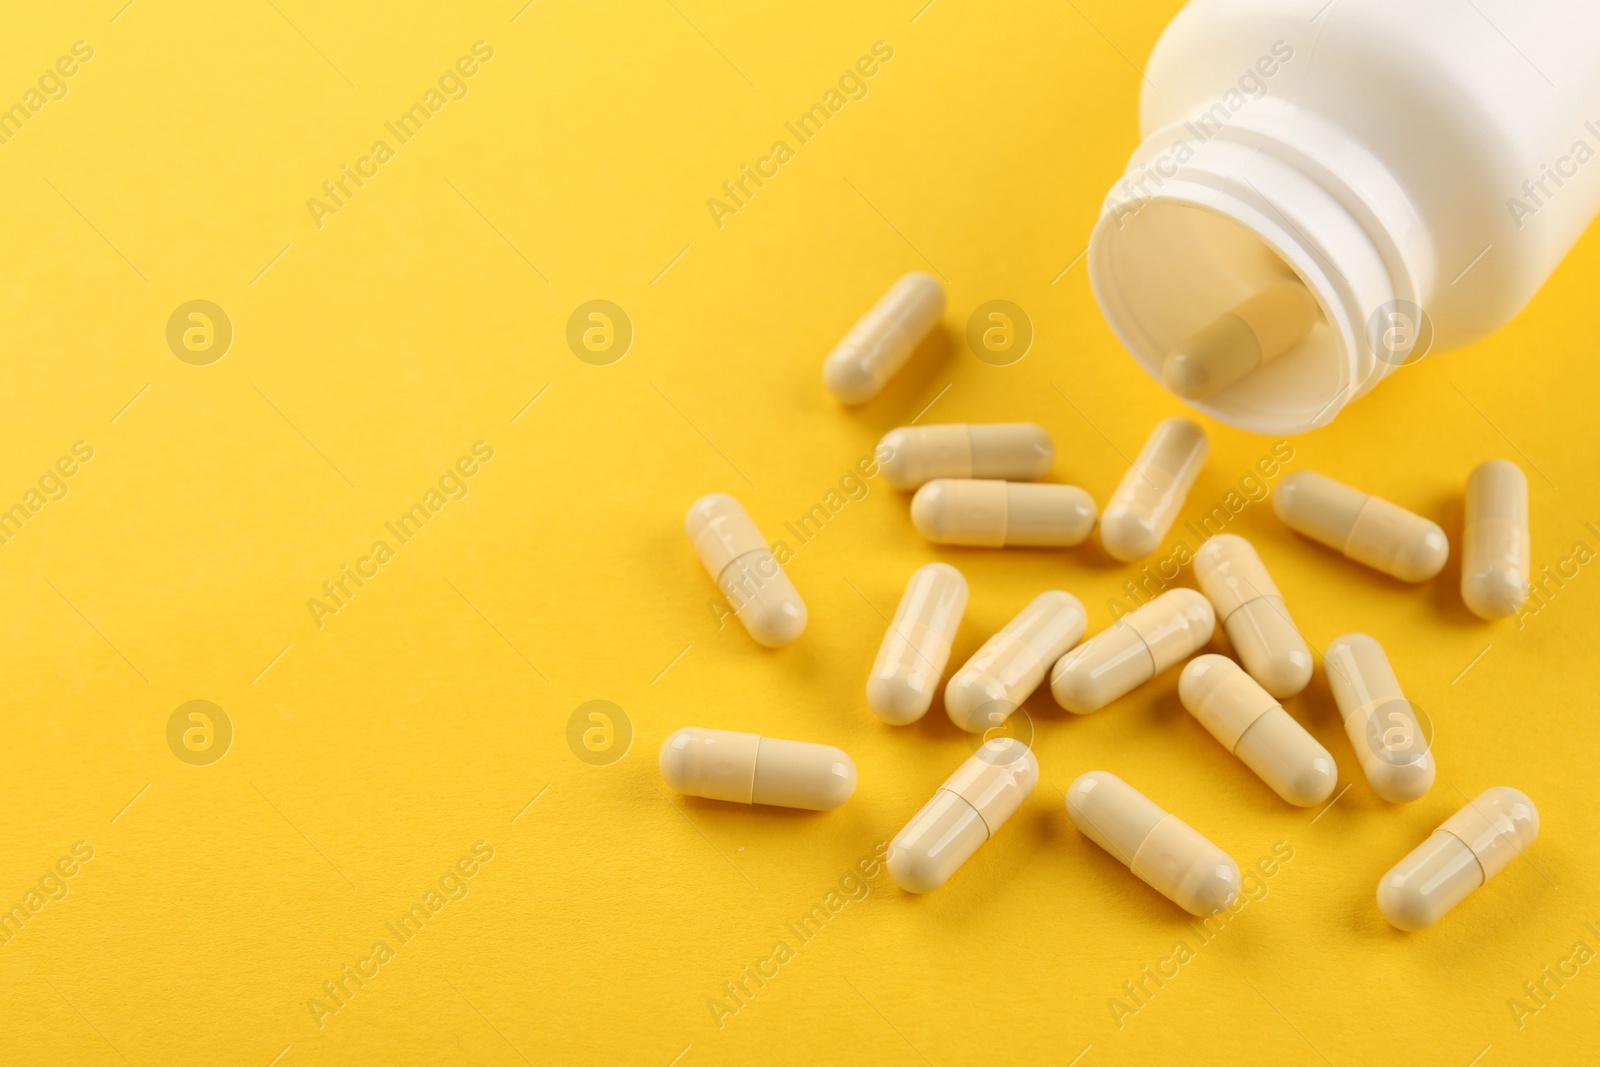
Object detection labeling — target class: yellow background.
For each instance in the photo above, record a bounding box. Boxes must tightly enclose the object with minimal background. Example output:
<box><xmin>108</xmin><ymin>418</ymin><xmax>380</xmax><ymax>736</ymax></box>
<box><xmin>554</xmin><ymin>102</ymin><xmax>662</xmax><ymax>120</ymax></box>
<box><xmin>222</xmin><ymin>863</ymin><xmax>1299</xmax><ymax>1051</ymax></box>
<box><xmin>3</xmin><ymin>1</ymin><xmax>1597</xmax><ymax>1064</ymax></box>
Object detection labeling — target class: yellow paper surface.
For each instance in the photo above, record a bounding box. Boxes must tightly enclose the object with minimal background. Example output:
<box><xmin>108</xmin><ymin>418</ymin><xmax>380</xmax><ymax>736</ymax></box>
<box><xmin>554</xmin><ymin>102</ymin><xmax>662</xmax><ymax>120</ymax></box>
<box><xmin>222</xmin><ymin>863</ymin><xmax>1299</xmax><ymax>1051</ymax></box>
<box><xmin>2</xmin><ymin>2</ymin><xmax>1596</xmax><ymax>1064</ymax></box>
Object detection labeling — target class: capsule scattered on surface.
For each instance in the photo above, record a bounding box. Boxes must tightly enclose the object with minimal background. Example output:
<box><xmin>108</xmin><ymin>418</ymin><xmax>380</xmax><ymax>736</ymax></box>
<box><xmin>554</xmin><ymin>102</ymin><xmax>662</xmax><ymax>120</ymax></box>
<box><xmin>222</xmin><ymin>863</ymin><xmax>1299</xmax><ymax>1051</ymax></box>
<box><xmin>1100</xmin><ymin>417</ymin><xmax>1208</xmax><ymax>561</ymax></box>
<box><xmin>822</xmin><ymin>272</ymin><xmax>945</xmax><ymax>404</ymax></box>
<box><xmin>911</xmin><ymin>480</ymin><xmax>1097</xmax><ymax>547</ymax></box>
<box><xmin>887</xmin><ymin>738</ymin><xmax>1038</xmax><ymax>893</ymax></box>
<box><xmin>1194</xmin><ymin>535</ymin><xmax>1312</xmax><ymax>698</ymax></box>
<box><xmin>686</xmin><ymin>494</ymin><xmax>806</xmax><ymax>647</ymax></box>
<box><xmin>879</xmin><ymin>423</ymin><xmax>1054</xmax><ymax>490</ymax></box>
<box><xmin>1178</xmin><ymin>655</ymin><xmax>1337</xmax><ymax>807</ymax></box>
<box><xmin>946</xmin><ymin>591</ymin><xmax>1086</xmax><ymax>732</ymax></box>
<box><xmin>866</xmin><ymin>563</ymin><xmax>969</xmax><ymax>725</ymax></box>
<box><xmin>1050</xmin><ymin>589</ymin><xmax>1214</xmax><ymax>714</ymax></box>
<box><xmin>1324</xmin><ymin>634</ymin><xmax>1435</xmax><ymax>803</ymax></box>
<box><xmin>659</xmin><ymin>728</ymin><xmax>856</xmax><ymax>810</ymax></box>
<box><xmin>1066</xmin><ymin>771</ymin><xmax>1241</xmax><ymax>916</ymax></box>
<box><xmin>1378</xmin><ymin>787</ymin><xmax>1538</xmax><ymax>931</ymax></box>
<box><xmin>1163</xmin><ymin>280</ymin><xmax>1319</xmax><ymax>400</ymax></box>
<box><xmin>1273</xmin><ymin>471</ymin><xmax>1448</xmax><ymax>583</ymax></box>
<box><xmin>1462</xmin><ymin>460</ymin><xmax>1531</xmax><ymax>620</ymax></box>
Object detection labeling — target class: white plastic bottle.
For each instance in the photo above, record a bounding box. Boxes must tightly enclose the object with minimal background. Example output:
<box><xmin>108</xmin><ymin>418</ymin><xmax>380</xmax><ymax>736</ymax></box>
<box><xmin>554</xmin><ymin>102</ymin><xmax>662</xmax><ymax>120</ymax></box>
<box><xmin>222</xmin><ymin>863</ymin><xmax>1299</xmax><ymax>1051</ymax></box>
<box><xmin>1088</xmin><ymin>0</ymin><xmax>1600</xmax><ymax>434</ymax></box>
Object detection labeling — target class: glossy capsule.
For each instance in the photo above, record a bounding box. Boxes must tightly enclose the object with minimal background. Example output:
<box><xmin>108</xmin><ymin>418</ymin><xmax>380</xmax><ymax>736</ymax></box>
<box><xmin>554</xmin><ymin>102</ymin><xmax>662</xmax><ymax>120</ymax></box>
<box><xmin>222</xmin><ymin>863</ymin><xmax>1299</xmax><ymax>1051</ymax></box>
<box><xmin>1100</xmin><ymin>417</ymin><xmax>1208</xmax><ymax>561</ymax></box>
<box><xmin>822</xmin><ymin>272</ymin><xmax>945</xmax><ymax>404</ymax></box>
<box><xmin>1050</xmin><ymin>589</ymin><xmax>1214</xmax><ymax>714</ymax></box>
<box><xmin>911</xmin><ymin>480</ymin><xmax>1097</xmax><ymax>547</ymax></box>
<box><xmin>945</xmin><ymin>591</ymin><xmax>1086</xmax><ymax>733</ymax></box>
<box><xmin>1462</xmin><ymin>460</ymin><xmax>1531</xmax><ymax>619</ymax></box>
<box><xmin>887</xmin><ymin>738</ymin><xmax>1038</xmax><ymax>893</ymax></box>
<box><xmin>1324</xmin><ymin>634</ymin><xmax>1435</xmax><ymax>803</ymax></box>
<box><xmin>1378</xmin><ymin>787</ymin><xmax>1538</xmax><ymax>931</ymax></box>
<box><xmin>1194</xmin><ymin>535</ymin><xmax>1312</xmax><ymax>698</ymax></box>
<box><xmin>1163</xmin><ymin>280</ymin><xmax>1319</xmax><ymax>400</ymax></box>
<box><xmin>866</xmin><ymin>563</ymin><xmax>969</xmax><ymax>725</ymax></box>
<box><xmin>686</xmin><ymin>494</ymin><xmax>806</xmax><ymax>647</ymax></box>
<box><xmin>879</xmin><ymin>423</ymin><xmax>1054</xmax><ymax>490</ymax></box>
<box><xmin>1178</xmin><ymin>655</ymin><xmax>1337</xmax><ymax>807</ymax></box>
<box><xmin>659</xmin><ymin>728</ymin><xmax>856</xmax><ymax>810</ymax></box>
<box><xmin>1066</xmin><ymin>771</ymin><xmax>1241</xmax><ymax>916</ymax></box>
<box><xmin>1273</xmin><ymin>471</ymin><xmax>1448</xmax><ymax>582</ymax></box>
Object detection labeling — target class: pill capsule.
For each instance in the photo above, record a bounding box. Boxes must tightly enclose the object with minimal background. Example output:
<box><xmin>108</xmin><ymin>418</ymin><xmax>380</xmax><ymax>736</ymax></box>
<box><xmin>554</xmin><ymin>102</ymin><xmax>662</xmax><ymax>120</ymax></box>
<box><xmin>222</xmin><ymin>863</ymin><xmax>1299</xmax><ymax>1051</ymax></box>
<box><xmin>911</xmin><ymin>480</ymin><xmax>1097</xmax><ymax>548</ymax></box>
<box><xmin>1163</xmin><ymin>280</ymin><xmax>1319</xmax><ymax>400</ymax></box>
<box><xmin>1050</xmin><ymin>589</ymin><xmax>1215</xmax><ymax>714</ymax></box>
<box><xmin>1462</xmin><ymin>460</ymin><xmax>1531</xmax><ymax>619</ymax></box>
<box><xmin>1377</xmin><ymin>787</ymin><xmax>1538</xmax><ymax>931</ymax></box>
<box><xmin>1066</xmin><ymin>771</ymin><xmax>1241</xmax><ymax>916</ymax></box>
<box><xmin>1100</xmin><ymin>417</ymin><xmax>1208</xmax><ymax>561</ymax></box>
<box><xmin>685</xmin><ymin>494</ymin><xmax>806</xmax><ymax>648</ymax></box>
<box><xmin>866</xmin><ymin>563</ymin><xmax>969</xmax><ymax>725</ymax></box>
<box><xmin>879</xmin><ymin>423</ymin><xmax>1054</xmax><ymax>490</ymax></box>
<box><xmin>946</xmin><ymin>591</ymin><xmax>1087</xmax><ymax>732</ymax></box>
<box><xmin>659</xmin><ymin>728</ymin><xmax>856</xmax><ymax>810</ymax></box>
<box><xmin>1179</xmin><ymin>655</ymin><xmax>1336</xmax><ymax>806</ymax></box>
<box><xmin>822</xmin><ymin>272</ymin><xmax>945</xmax><ymax>404</ymax></box>
<box><xmin>1273</xmin><ymin>471</ymin><xmax>1448</xmax><ymax>582</ymax></box>
<box><xmin>1193</xmin><ymin>535</ymin><xmax>1312</xmax><ymax>698</ymax></box>
<box><xmin>887</xmin><ymin>738</ymin><xmax>1038</xmax><ymax>893</ymax></box>
<box><xmin>1324</xmin><ymin>634</ymin><xmax>1435</xmax><ymax>803</ymax></box>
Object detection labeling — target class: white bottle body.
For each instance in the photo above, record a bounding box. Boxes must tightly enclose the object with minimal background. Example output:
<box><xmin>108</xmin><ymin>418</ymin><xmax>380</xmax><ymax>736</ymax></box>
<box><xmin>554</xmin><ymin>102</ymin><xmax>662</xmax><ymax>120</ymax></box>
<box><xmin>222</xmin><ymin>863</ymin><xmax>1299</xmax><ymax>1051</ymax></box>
<box><xmin>1090</xmin><ymin>0</ymin><xmax>1600</xmax><ymax>433</ymax></box>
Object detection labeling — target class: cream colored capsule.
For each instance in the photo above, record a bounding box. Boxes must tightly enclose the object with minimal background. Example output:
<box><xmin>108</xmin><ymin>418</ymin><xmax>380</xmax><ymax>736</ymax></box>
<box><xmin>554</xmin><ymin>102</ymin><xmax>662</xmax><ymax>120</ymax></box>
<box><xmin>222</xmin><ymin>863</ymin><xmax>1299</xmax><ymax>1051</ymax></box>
<box><xmin>822</xmin><ymin>272</ymin><xmax>945</xmax><ymax>404</ymax></box>
<box><xmin>866</xmin><ymin>563</ymin><xmax>969</xmax><ymax>725</ymax></box>
<box><xmin>1324</xmin><ymin>634</ymin><xmax>1435</xmax><ymax>803</ymax></box>
<box><xmin>1378</xmin><ymin>787</ymin><xmax>1538</xmax><ymax>931</ymax></box>
<box><xmin>887</xmin><ymin>738</ymin><xmax>1038</xmax><ymax>893</ymax></box>
<box><xmin>1194</xmin><ymin>535</ymin><xmax>1312</xmax><ymax>698</ymax></box>
<box><xmin>1050</xmin><ymin>589</ymin><xmax>1214</xmax><ymax>714</ymax></box>
<box><xmin>1066</xmin><ymin>771</ymin><xmax>1241</xmax><ymax>916</ymax></box>
<box><xmin>911</xmin><ymin>480</ymin><xmax>1096</xmax><ymax>548</ymax></box>
<box><xmin>1178</xmin><ymin>655</ymin><xmax>1337</xmax><ymax>807</ymax></box>
<box><xmin>1163</xmin><ymin>280</ymin><xmax>1319</xmax><ymax>400</ymax></box>
<box><xmin>659</xmin><ymin>728</ymin><xmax>856</xmax><ymax>810</ymax></box>
<box><xmin>1462</xmin><ymin>460</ymin><xmax>1530</xmax><ymax>619</ymax></box>
<box><xmin>1273</xmin><ymin>471</ymin><xmax>1448</xmax><ymax>582</ymax></box>
<box><xmin>879</xmin><ymin>423</ymin><xmax>1054</xmax><ymax>490</ymax></box>
<box><xmin>686</xmin><ymin>494</ymin><xmax>806</xmax><ymax>647</ymax></box>
<box><xmin>946</xmin><ymin>591</ymin><xmax>1086</xmax><ymax>732</ymax></box>
<box><xmin>1100</xmin><ymin>417</ymin><xmax>1208</xmax><ymax>561</ymax></box>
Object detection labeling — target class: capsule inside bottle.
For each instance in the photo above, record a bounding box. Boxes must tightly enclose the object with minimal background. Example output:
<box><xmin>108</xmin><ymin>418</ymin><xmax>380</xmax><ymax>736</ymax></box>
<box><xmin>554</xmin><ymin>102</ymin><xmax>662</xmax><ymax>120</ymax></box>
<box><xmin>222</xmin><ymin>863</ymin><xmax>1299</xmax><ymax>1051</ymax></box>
<box><xmin>685</xmin><ymin>493</ymin><xmax>807</xmax><ymax>647</ymax></box>
<box><xmin>1066</xmin><ymin>771</ymin><xmax>1241</xmax><ymax>916</ymax></box>
<box><xmin>1193</xmin><ymin>534</ymin><xmax>1312</xmax><ymax>698</ymax></box>
<box><xmin>879</xmin><ymin>423</ymin><xmax>1054</xmax><ymax>490</ymax></box>
<box><xmin>946</xmin><ymin>591</ymin><xmax>1086</xmax><ymax>732</ymax></box>
<box><xmin>1179</xmin><ymin>655</ymin><xmax>1337</xmax><ymax>807</ymax></box>
<box><xmin>1163</xmin><ymin>280</ymin><xmax>1319</xmax><ymax>400</ymax></box>
<box><xmin>1050</xmin><ymin>588</ymin><xmax>1215</xmax><ymax>714</ymax></box>
<box><xmin>1100</xmin><ymin>418</ymin><xmax>1208</xmax><ymax>562</ymax></box>
<box><xmin>910</xmin><ymin>480</ymin><xmax>1096</xmax><ymax>548</ymax></box>
<box><xmin>1377</xmin><ymin>787</ymin><xmax>1538</xmax><ymax>930</ymax></box>
<box><xmin>822</xmin><ymin>272</ymin><xmax>945</xmax><ymax>405</ymax></box>
<box><xmin>887</xmin><ymin>738</ymin><xmax>1038</xmax><ymax>893</ymax></box>
<box><xmin>1461</xmin><ymin>459</ymin><xmax>1530</xmax><ymax>620</ymax></box>
<box><xmin>659</xmin><ymin>728</ymin><xmax>856</xmax><ymax>810</ymax></box>
<box><xmin>866</xmin><ymin>563</ymin><xmax>969</xmax><ymax>725</ymax></box>
<box><xmin>1323</xmin><ymin>634</ymin><xmax>1435</xmax><ymax>803</ymax></box>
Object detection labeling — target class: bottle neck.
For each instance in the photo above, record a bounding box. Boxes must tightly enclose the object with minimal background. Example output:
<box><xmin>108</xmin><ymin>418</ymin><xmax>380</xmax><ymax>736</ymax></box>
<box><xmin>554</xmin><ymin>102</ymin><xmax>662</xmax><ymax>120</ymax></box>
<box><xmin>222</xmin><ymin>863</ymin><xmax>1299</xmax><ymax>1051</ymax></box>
<box><xmin>1089</xmin><ymin>103</ymin><xmax>1433</xmax><ymax>434</ymax></box>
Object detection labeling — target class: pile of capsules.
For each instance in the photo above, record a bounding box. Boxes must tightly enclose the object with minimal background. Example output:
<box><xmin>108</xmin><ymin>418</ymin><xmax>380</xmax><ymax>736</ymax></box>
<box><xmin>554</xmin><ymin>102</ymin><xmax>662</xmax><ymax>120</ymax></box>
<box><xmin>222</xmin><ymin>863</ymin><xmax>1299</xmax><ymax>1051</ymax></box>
<box><xmin>659</xmin><ymin>273</ymin><xmax>1539</xmax><ymax>932</ymax></box>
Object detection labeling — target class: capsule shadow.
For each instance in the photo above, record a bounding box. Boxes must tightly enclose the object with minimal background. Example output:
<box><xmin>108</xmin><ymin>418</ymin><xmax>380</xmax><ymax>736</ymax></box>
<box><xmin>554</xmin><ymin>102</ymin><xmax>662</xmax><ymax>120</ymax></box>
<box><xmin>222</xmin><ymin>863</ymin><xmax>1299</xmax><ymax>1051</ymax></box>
<box><xmin>861</xmin><ymin>327</ymin><xmax>955</xmax><ymax>425</ymax></box>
